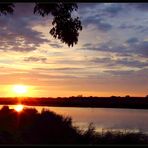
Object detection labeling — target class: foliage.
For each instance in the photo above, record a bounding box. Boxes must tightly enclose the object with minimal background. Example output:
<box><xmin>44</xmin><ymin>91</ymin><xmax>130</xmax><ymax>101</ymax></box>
<box><xmin>0</xmin><ymin>106</ymin><xmax>148</xmax><ymax>145</ymax></box>
<box><xmin>0</xmin><ymin>3</ymin><xmax>82</xmax><ymax>47</ymax></box>
<box><xmin>0</xmin><ymin>3</ymin><xmax>14</xmax><ymax>15</ymax></box>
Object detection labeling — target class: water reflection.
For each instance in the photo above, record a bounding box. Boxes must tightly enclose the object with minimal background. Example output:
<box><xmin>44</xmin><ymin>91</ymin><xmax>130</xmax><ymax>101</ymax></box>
<box><xmin>0</xmin><ymin>105</ymin><xmax>148</xmax><ymax>133</ymax></box>
<box><xmin>14</xmin><ymin>104</ymin><xmax>24</xmax><ymax>112</ymax></box>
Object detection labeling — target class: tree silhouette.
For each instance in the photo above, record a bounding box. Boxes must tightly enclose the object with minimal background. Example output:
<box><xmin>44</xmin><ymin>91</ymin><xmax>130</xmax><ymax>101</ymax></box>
<box><xmin>0</xmin><ymin>3</ymin><xmax>14</xmax><ymax>15</ymax></box>
<box><xmin>0</xmin><ymin>3</ymin><xmax>82</xmax><ymax>47</ymax></box>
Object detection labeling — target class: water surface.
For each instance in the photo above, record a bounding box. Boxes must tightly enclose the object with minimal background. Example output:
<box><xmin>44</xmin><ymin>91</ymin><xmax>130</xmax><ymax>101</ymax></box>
<box><xmin>1</xmin><ymin>105</ymin><xmax>148</xmax><ymax>133</ymax></box>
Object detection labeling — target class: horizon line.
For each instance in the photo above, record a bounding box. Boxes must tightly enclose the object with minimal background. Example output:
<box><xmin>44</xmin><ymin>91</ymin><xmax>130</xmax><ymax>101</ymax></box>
<box><xmin>0</xmin><ymin>95</ymin><xmax>147</xmax><ymax>98</ymax></box>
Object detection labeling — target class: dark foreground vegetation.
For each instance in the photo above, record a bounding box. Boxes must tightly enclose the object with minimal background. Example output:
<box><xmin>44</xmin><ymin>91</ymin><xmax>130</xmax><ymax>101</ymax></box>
<box><xmin>0</xmin><ymin>96</ymin><xmax>148</xmax><ymax>109</ymax></box>
<box><xmin>0</xmin><ymin>106</ymin><xmax>148</xmax><ymax>145</ymax></box>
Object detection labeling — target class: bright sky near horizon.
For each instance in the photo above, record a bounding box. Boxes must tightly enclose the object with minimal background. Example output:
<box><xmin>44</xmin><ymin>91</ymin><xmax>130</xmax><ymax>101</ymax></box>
<box><xmin>0</xmin><ymin>3</ymin><xmax>148</xmax><ymax>97</ymax></box>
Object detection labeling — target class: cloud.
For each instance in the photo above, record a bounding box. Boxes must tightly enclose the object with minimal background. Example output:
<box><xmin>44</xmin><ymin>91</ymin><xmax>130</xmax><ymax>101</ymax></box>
<box><xmin>97</xmin><ymin>21</ymin><xmax>112</xmax><ymax>32</ymax></box>
<box><xmin>82</xmin><ymin>15</ymin><xmax>112</xmax><ymax>32</ymax></box>
<box><xmin>126</xmin><ymin>37</ymin><xmax>139</xmax><ymax>45</ymax></box>
<box><xmin>126</xmin><ymin>39</ymin><xmax>148</xmax><ymax>57</ymax></box>
<box><xmin>0</xmin><ymin>4</ymin><xmax>50</xmax><ymax>52</ymax></box>
<box><xmin>116</xmin><ymin>58</ymin><xmax>148</xmax><ymax>68</ymax></box>
<box><xmin>49</xmin><ymin>43</ymin><xmax>63</xmax><ymax>48</ymax></box>
<box><xmin>79</xmin><ymin>3</ymin><xmax>148</xmax><ymax>34</ymax></box>
<box><xmin>83</xmin><ymin>43</ymin><xmax>92</xmax><ymax>47</ymax></box>
<box><xmin>24</xmin><ymin>56</ymin><xmax>47</xmax><ymax>63</ymax></box>
<box><xmin>91</xmin><ymin>57</ymin><xmax>112</xmax><ymax>64</ymax></box>
<box><xmin>34</xmin><ymin>67</ymin><xmax>83</xmax><ymax>71</ymax></box>
<box><xmin>13</xmin><ymin>3</ymin><xmax>35</xmax><ymax>17</ymax></box>
<box><xmin>79</xmin><ymin>4</ymin><xmax>114</xmax><ymax>32</ymax></box>
<box><xmin>136</xmin><ymin>41</ymin><xmax>148</xmax><ymax>50</ymax></box>
<box><xmin>128</xmin><ymin>3</ymin><xmax>148</xmax><ymax>11</ymax></box>
<box><xmin>102</xmin><ymin>4</ymin><xmax>123</xmax><ymax>17</ymax></box>
<box><xmin>91</xmin><ymin>57</ymin><xmax>148</xmax><ymax>69</ymax></box>
<box><xmin>118</xmin><ymin>24</ymin><xmax>135</xmax><ymax>30</ymax></box>
<box><xmin>79</xmin><ymin>3</ymin><xmax>123</xmax><ymax>17</ymax></box>
<box><xmin>133</xmin><ymin>41</ymin><xmax>148</xmax><ymax>57</ymax></box>
<box><xmin>104</xmin><ymin>68</ymin><xmax>148</xmax><ymax>87</ymax></box>
<box><xmin>104</xmin><ymin>70</ymin><xmax>135</xmax><ymax>76</ymax></box>
<box><xmin>82</xmin><ymin>42</ymin><xmax>127</xmax><ymax>54</ymax></box>
<box><xmin>78</xmin><ymin>3</ymin><xmax>100</xmax><ymax>10</ymax></box>
<box><xmin>119</xmin><ymin>24</ymin><xmax>148</xmax><ymax>34</ymax></box>
<box><xmin>82</xmin><ymin>38</ymin><xmax>148</xmax><ymax>58</ymax></box>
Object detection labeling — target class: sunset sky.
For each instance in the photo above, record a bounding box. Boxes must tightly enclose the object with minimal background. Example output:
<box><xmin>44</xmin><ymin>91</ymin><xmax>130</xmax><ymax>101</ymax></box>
<box><xmin>0</xmin><ymin>3</ymin><xmax>148</xmax><ymax>97</ymax></box>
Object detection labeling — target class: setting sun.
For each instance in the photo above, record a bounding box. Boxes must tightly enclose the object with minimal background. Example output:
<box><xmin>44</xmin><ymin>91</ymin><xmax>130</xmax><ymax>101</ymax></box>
<box><xmin>12</xmin><ymin>85</ymin><xmax>28</xmax><ymax>95</ymax></box>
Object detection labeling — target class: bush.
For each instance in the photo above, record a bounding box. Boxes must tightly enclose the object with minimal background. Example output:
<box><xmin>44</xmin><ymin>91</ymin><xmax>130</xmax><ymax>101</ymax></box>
<box><xmin>0</xmin><ymin>106</ymin><xmax>148</xmax><ymax>145</ymax></box>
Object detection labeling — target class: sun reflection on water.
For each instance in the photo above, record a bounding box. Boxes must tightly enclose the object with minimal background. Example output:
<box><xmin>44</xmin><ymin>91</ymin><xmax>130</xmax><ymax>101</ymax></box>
<box><xmin>14</xmin><ymin>104</ymin><xmax>24</xmax><ymax>112</ymax></box>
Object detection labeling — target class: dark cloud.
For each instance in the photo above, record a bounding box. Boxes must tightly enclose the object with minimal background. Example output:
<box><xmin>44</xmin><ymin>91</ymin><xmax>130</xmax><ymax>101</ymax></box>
<box><xmin>82</xmin><ymin>39</ymin><xmax>148</xmax><ymax>58</ymax></box>
<box><xmin>83</xmin><ymin>43</ymin><xmax>92</xmax><ymax>47</ymax></box>
<box><xmin>49</xmin><ymin>43</ymin><xmax>63</xmax><ymax>48</ymax></box>
<box><xmin>82</xmin><ymin>15</ymin><xmax>101</xmax><ymax>26</ymax></box>
<box><xmin>79</xmin><ymin>4</ymin><xmax>114</xmax><ymax>32</ymax></box>
<box><xmin>128</xmin><ymin>3</ymin><xmax>148</xmax><ymax>11</ymax></box>
<box><xmin>133</xmin><ymin>41</ymin><xmax>148</xmax><ymax>57</ymax></box>
<box><xmin>13</xmin><ymin>3</ymin><xmax>35</xmax><ymax>17</ymax></box>
<box><xmin>79</xmin><ymin>3</ymin><xmax>123</xmax><ymax>17</ymax></box>
<box><xmin>139</xmin><ymin>27</ymin><xmax>148</xmax><ymax>33</ymax></box>
<box><xmin>34</xmin><ymin>67</ymin><xmax>83</xmax><ymax>71</ymax></box>
<box><xmin>126</xmin><ymin>37</ymin><xmax>139</xmax><ymax>45</ymax></box>
<box><xmin>102</xmin><ymin>4</ymin><xmax>123</xmax><ymax>17</ymax></box>
<box><xmin>129</xmin><ymin>23</ymin><xmax>148</xmax><ymax>34</ymax></box>
<box><xmin>78</xmin><ymin>3</ymin><xmax>139</xmax><ymax>34</ymax></box>
<box><xmin>104</xmin><ymin>70</ymin><xmax>135</xmax><ymax>76</ymax></box>
<box><xmin>79</xmin><ymin>3</ymin><xmax>147</xmax><ymax>33</ymax></box>
<box><xmin>91</xmin><ymin>57</ymin><xmax>112</xmax><ymax>64</ymax></box>
<box><xmin>0</xmin><ymin>4</ymin><xmax>50</xmax><ymax>52</ymax></box>
<box><xmin>115</xmin><ymin>53</ymin><xmax>135</xmax><ymax>57</ymax></box>
<box><xmin>82</xmin><ymin>42</ymin><xmax>127</xmax><ymax>53</ymax></box>
<box><xmin>77</xmin><ymin>3</ymin><xmax>103</xmax><ymax>17</ymax></box>
<box><xmin>78</xmin><ymin>3</ymin><xmax>100</xmax><ymax>10</ymax></box>
<box><xmin>105</xmin><ymin>3</ymin><xmax>148</xmax><ymax>12</ymax></box>
<box><xmin>24</xmin><ymin>56</ymin><xmax>47</xmax><ymax>63</ymax></box>
<box><xmin>97</xmin><ymin>21</ymin><xmax>112</xmax><ymax>32</ymax></box>
<box><xmin>137</xmin><ymin>41</ymin><xmax>148</xmax><ymax>51</ymax></box>
<box><xmin>33</xmin><ymin>67</ymin><xmax>84</xmax><ymax>72</ymax></box>
<box><xmin>82</xmin><ymin>15</ymin><xmax>112</xmax><ymax>32</ymax></box>
<box><xmin>118</xmin><ymin>24</ymin><xmax>135</xmax><ymax>30</ymax></box>
<box><xmin>126</xmin><ymin>40</ymin><xmax>148</xmax><ymax>57</ymax></box>
<box><xmin>49</xmin><ymin>67</ymin><xmax>83</xmax><ymax>71</ymax></box>
<box><xmin>92</xmin><ymin>57</ymin><xmax>148</xmax><ymax>68</ymax></box>
<box><xmin>117</xmin><ymin>58</ymin><xmax>148</xmax><ymax>68</ymax></box>
<box><xmin>119</xmin><ymin>24</ymin><xmax>148</xmax><ymax>34</ymax></box>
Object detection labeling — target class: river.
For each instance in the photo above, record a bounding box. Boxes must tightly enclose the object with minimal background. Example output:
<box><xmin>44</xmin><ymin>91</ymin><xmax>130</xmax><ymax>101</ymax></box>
<box><xmin>0</xmin><ymin>105</ymin><xmax>148</xmax><ymax>133</ymax></box>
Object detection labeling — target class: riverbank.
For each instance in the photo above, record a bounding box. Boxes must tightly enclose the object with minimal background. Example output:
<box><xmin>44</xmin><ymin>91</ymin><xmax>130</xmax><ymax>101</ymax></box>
<box><xmin>0</xmin><ymin>96</ymin><xmax>148</xmax><ymax>110</ymax></box>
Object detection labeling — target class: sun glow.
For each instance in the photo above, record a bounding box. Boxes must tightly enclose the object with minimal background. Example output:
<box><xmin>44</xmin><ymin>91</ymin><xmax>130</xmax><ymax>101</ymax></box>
<box><xmin>14</xmin><ymin>104</ymin><xmax>24</xmax><ymax>112</ymax></box>
<box><xmin>12</xmin><ymin>85</ymin><xmax>28</xmax><ymax>95</ymax></box>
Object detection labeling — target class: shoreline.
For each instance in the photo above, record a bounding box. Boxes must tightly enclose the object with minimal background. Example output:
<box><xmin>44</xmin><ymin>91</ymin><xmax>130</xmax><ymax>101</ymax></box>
<box><xmin>0</xmin><ymin>96</ymin><xmax>148</xmax><ymax>110</ymax></box>
<box><xmin>0</xmin><ymin>103</ymin><xmax>148</xmax><ymax>110</ymax></box>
